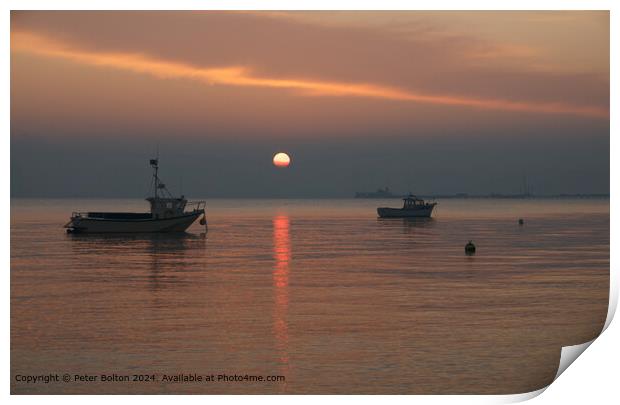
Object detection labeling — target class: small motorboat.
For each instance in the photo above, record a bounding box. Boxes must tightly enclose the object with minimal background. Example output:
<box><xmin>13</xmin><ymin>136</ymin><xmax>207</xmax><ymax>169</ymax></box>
<box><xmin>377</xmin><ymin>194</ymin><xmax>437</xmax><ymax>218</ymax></box>
<box><xmin>64</xmin><ymin>158</ymin><xmax>206</xmax><ymax>234</ymax></box>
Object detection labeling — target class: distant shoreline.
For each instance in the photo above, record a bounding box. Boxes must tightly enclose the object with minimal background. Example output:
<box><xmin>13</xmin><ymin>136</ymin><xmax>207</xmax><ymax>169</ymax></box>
<box><xmin>354</xmin><ymin>191</ymin><xmax>609</xmax><ymax>200</ymax></box>
<box><xmin>10</xmin><ymin>194</ymin><xmax>610</xmax><ymax>200</ymax></box>
<box><xmin>410</xmin><ymin>194</ymin><xmax>609</xmax><ymax>200</ymax></box>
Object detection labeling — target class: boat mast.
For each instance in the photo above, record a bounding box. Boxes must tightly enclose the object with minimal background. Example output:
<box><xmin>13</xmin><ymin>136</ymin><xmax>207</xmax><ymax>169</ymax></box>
<box><xmin>150</xmin><ymin>148</ymin><xmax>159</xmax><ymax>200</ymax></box>
<box><xmin>154</xmin><ymin>160</ymin><xmax>158</xmax><ymax>199</ymax></box>
<box><xmin>149</xmin><ymin>148</ymin><xmax>174</xmax><ymax>200</ymax></box>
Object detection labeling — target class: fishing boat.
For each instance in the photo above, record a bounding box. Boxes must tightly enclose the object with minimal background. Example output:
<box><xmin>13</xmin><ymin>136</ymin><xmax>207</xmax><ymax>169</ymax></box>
<box><xmin>377</xmin><ymin>194</ymin><xmax>437</xmax><ymax>218</ymax></box>
<box><xmin>64</xmin><ymin>158</ymin><xmax>206</xmax><ymax>234</ymax></box>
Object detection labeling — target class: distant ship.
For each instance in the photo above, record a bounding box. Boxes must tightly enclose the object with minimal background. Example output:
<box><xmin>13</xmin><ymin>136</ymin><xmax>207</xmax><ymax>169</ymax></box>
<box><xmin>64</xmin><ymin>158</ymin><xmax>206</xmax><ymax>234</ymax></box>
<box><xmin>377</xmin><ymin>194</ymin><xmax>437</xmax><ymax>218</ymax></box>
<box><xmin>355</xmin><ymin>187</ymin><xmax>396</xmax><ymax>198</ymax></box>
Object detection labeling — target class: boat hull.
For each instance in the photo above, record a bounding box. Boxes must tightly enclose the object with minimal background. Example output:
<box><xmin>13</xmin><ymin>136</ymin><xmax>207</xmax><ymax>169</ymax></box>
<box><xmin>65</xmin><ymin>211</ymin><xmax>203</xmax><ymax>234</ymax></box>
<box><xmin>377</xmin><ymin>205</ymin><xmax>435</xmax><ymax>218</ymax></box>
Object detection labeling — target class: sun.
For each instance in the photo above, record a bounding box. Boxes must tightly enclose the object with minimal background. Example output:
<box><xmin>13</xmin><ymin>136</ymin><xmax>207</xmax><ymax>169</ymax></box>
<box><xmin>273</xmin><ymin>152</ymin><xmax>291</xmax><ymax>168</ymax></box>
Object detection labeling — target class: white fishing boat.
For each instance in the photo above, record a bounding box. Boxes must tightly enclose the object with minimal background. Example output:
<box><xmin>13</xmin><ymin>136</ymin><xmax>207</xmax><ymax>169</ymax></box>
<box><xmin>377</xmin><ymin>194</ymin><xmax>437</xmax><ymax>218</ymax></box>
<box><xmin>65</xmin><ymin>158</ymin><xmax>206</xmax><ymax>234</ymax></box>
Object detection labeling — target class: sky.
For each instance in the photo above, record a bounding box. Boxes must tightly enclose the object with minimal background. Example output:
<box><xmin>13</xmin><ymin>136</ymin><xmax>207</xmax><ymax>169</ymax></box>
<box><xmin>10</xmin><ymin>11</ymin><xmax>609</xmax><ymax>197</ymax></box>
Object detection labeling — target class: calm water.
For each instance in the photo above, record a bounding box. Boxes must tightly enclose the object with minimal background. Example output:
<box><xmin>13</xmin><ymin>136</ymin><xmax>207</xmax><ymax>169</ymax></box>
<box><xmin>11</xmin><ymin>198</ymin><xmax>609</xmax><ymax>394</ymax></box>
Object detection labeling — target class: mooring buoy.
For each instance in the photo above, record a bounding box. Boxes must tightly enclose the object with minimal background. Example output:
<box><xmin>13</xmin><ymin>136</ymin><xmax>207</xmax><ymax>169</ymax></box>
<box><xmin>465</xmin><ymin>240</ymin><xmax>476</xmax><ymax>255</ymax></box>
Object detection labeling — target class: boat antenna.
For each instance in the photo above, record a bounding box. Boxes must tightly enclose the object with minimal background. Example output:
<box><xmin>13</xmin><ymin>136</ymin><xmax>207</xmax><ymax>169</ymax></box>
<box><xmin>148</xmin><ymin>148</ymin><xmax>174</xmax><ymax>200</ymax></box>
<box><xmin>150</xmin><ymin>151</ymin><xmax>159</xmax><ymax>200</ymax></box>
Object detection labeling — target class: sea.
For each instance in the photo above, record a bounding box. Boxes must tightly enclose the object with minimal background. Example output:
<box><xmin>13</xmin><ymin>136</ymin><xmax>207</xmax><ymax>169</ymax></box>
<box><xmin>10</xmin><ymin>198</ymin><xmax>609</xmax><ymax>394</ymax></box>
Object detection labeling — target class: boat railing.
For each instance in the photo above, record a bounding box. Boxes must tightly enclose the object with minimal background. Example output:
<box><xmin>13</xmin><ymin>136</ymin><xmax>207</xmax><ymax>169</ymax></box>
<box><xmin>185</xmin><ymin>200</ymin><xmax>206</xmax><ymax>213</ymax></box>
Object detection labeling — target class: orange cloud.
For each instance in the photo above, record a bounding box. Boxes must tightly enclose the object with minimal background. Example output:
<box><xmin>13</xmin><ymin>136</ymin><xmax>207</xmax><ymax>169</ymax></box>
<box><xmin>11</xmin><ymin>30</ymin><xmax>608</xmax><ymax>119</ymax></box>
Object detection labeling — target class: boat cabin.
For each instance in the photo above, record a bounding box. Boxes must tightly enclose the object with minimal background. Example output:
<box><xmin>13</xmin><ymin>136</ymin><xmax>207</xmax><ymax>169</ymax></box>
<box><xmin>403</xmin><ymin>195</ymin><xmax>428</xmax><ymax>209</ymax></box>
<box><xmin>144</xmin><ymin>157</ymin><xmax>192</xmax><ymax>219</ymax></box>
<box><xmin>146</xmin><ymin>197</ymin><xmax>188</xmax><ymax>219</ymax></box>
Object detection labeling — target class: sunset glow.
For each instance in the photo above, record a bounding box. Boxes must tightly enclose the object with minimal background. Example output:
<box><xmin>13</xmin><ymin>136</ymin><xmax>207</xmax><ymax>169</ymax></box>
<box><xmin>10</xmin><ymin>28</ymin><xmax>609</xmax><ymax>119</ymax></box>
<box><xmin>10</xmin><ymin>11</ymin><xmax>610</xmax><ymax>198</ymax></box>
<box><xmin>273</xmin><ymin>153</ymin><xmax>291</xmax><ymax>168</ymax></box>
<box><xmin>9</xmin><ymin>14</ymin><xmax>612</xmax><ymax>392</ymax></box>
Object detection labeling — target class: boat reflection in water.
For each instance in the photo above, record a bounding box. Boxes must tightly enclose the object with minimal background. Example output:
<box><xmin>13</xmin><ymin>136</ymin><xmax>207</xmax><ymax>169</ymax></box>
<box><xmin>67</xmin><ymin>232</ymin><xmax>206</xmax><ymax>290</ymax></box>
<box><xmin>272</xmin><ymin>215</ymin><xmax>291</xmax><ymax>384</ymax></box>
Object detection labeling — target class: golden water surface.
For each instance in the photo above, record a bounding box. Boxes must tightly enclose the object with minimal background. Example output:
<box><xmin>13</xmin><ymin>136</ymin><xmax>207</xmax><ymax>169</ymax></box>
<box><xmin>11</xmin><ymin>198</ymin><xmax>609</xmax><ymax>394</ymax></box>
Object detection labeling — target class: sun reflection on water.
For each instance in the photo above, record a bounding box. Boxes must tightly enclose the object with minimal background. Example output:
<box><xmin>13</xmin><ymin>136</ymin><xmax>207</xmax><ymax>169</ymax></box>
<box><xmin>272</xmin><ymin>215</ymin><xmax>291</xmax><ymax>382</ymax></box>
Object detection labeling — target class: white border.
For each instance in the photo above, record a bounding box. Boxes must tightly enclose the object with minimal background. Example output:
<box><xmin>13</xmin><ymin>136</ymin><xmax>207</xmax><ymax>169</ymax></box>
<box><xmin>4</xmin><ymin>1</ymin><xmax>616</xmax><ymax>404</ymax></box>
